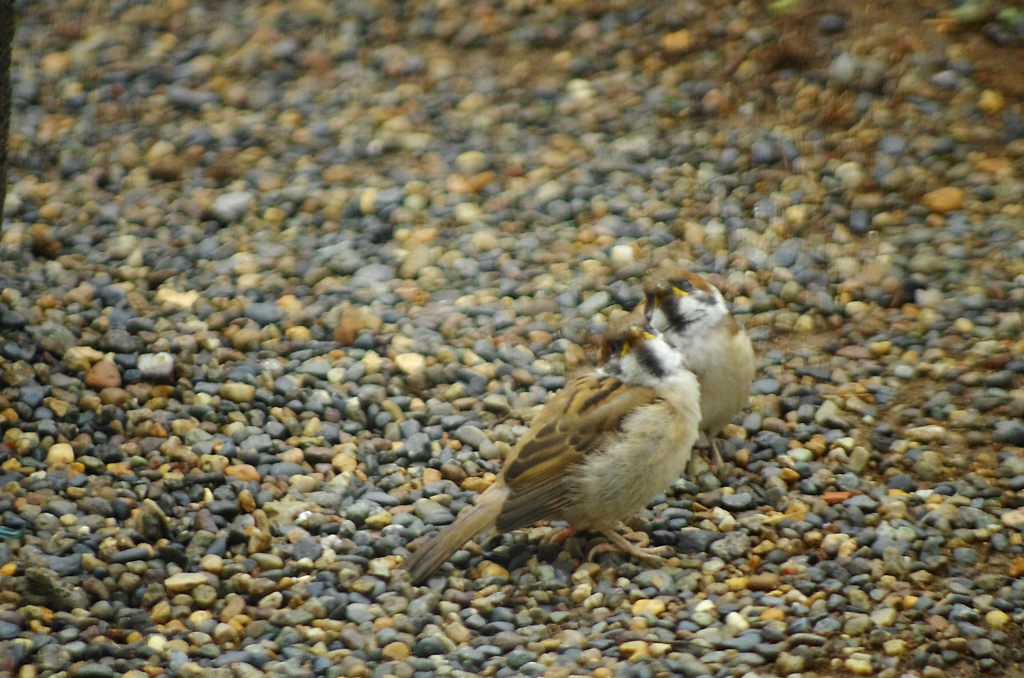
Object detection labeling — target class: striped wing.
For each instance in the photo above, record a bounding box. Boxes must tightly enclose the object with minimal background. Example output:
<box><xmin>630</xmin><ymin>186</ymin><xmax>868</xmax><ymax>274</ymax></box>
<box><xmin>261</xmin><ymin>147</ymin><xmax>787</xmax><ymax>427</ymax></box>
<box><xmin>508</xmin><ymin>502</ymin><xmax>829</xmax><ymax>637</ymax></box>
<box><xmin>494</xmin><ymin>373</ymin><xmax>659</xmax><ymax>532</ymax></box>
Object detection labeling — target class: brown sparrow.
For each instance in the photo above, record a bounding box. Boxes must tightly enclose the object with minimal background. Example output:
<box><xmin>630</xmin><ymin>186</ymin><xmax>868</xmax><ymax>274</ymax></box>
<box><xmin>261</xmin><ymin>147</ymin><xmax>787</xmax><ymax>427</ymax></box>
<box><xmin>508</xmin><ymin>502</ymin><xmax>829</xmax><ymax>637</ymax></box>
<box><xmin>642</xmin><ymin>265</ymin><xmax>755</xmax><ymax>471</ymax></box>
<box><xmin>402</xmin><ymin>326</ymin><xmax>702</xmax><ymax>584</ymax></box>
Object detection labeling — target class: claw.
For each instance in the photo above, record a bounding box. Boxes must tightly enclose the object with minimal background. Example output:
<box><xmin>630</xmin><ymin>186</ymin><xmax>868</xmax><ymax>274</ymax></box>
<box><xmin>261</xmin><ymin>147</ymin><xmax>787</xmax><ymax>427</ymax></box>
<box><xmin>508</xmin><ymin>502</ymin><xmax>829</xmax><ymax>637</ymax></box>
<box><xmin>591</xmin><ymin>528</ymin><xmax>673</xmax><ymax>562</ymax></box>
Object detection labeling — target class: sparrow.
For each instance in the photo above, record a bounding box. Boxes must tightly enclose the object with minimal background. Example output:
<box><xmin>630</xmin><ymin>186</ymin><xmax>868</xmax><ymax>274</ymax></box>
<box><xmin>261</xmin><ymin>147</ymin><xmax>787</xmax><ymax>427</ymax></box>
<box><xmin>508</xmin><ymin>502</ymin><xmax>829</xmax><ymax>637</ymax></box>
<box><xmin>641</xmin><ymin>265</ymin><xmax>756</xmax><ymax>471</ymax></box>
<box><xmin>402</xmin><ymin>325</ymin><xmax>702</xmax><ymax>584</ymax></box>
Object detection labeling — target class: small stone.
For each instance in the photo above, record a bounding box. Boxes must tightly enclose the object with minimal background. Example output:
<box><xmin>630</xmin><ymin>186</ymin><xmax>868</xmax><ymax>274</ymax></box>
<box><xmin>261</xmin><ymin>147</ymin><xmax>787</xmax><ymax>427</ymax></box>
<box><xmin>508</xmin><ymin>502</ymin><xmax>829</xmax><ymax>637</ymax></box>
<box><xmin>870</xmin><ymin>607</ymin><xmax>897</xmax><ymax>626</ymax></box>
<box><xmin>619</xmin><ymin>640</ymin><xmax>650</xmax><ymax>660</ymax></box>
<box><xmin>845</xmin><ymin>654</ymin><xmax>874</xmax><ymax>675</ymax></box>
<box><xmin>748</xmin><ymin>573</ymin><xmax>780</xmax><ymax>591</ymax></box>
<box><xmin>776</xmin><ymin>652</ymin><xmax>805</xmax><ymax>675</ymax></box>
<box><xmin>64</xmin><ymin>346</ymin><xmax>104</xmax><ymax>372</ymax></box>
<box><xmin>164</xmin><ymin>573</ymin><xmax>211</xmax><ymax>593</ymax></box>
<box><xmin>381</xmin><ymin>641</ymin><xmax>410</xmax><ymax>661</ymax></box>
<box><xmin>906</xmin><ymin>425</ymin><xmax>946</xmax><ymax>443</ymax></box>
<box><xmin>365</xmin><ymin>512</ymin><xmax>392</xmax><ymax>529</ymax></box>
<box><xmin>880</xmin><ymin>639</ymin><xmax>905</xmax><ymax>657</ymax></box>
<box><xmin>395</xmin><ymin>353</ymin><xmax>426</xmax><ymax>375</ymax></box>
<box><xmin>46</xmin><ymin>442</ymin><xmax>75</xmax><ymax>466</ymax></box>
<box><xmin>922</xmin><ymin>186</ymin><xmax>965</xmax><ymax>213</ymax></box>
<box><xmin>220</xmin><ymin>383</ymin><xmax>256</xmax><ymax>403</ymax></box>
<box><xmin>138</xmin><ymin>353</ymin><xmax>175</xmax><ymax>382</ymax></box>
<box><xmin>225</xmin><ymin>464</ymin><xmax>260</xmax><ymax>482</ymax></box>
<box><xmin>479</xmin><ymin>561</ymin><xmax>509</xmax><ymax>579</ymax></box>
<box><xmin>84</xmin><ymin>361</ymin><xmax>121</xmax><ymax>389</ymax></box>
<box><xmin>661</xmin><ymin>29</ymin><xmax>693</xmax><ymax>53</ymax></box>
<box><xmin>994</xmin><ymin>421</ymin><xmax>1024</xmax><ymax>447</ymax></box>
<box><xmin>979</xmin><ymin>89</ymin><xmax>1005</xmax><ymax>114</ymax></box>
<box><xmin>631</xmin><ymin>599</ymin><xmax>665</xmax><ymax>616</ymax></box>
<box><xmin>210</xmin><ymin>192</ymin><xmax>254</xmax><ymax>222</ymax></box>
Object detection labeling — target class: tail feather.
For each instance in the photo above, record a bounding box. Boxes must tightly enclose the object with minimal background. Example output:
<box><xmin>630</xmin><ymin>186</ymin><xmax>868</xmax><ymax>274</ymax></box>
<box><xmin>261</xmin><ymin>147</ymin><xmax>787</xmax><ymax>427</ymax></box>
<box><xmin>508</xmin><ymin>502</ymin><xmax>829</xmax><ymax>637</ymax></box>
<box><xmin>403</xmin><ymin>486</ymin><xmax>505</xmax><ymax>584</ymax></box>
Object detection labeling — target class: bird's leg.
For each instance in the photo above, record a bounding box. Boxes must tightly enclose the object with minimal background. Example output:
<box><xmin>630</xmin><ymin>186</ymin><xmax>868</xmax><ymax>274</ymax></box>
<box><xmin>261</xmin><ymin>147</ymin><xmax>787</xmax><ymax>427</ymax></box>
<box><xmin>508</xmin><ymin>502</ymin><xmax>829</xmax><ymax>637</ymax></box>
<box><xmin>708</xmin><ymin>436</ymin><xmax>723</xmax><ymax>471</ymax></box>
<box><xmin>588</xmin><ymin>527</ymin><xmax>673</xmax><ymax>562</ymax></box>
<box><xmin>552</xmin><ymin>526</ymin><xmax>578</xmax><ymax>543</ymax></box>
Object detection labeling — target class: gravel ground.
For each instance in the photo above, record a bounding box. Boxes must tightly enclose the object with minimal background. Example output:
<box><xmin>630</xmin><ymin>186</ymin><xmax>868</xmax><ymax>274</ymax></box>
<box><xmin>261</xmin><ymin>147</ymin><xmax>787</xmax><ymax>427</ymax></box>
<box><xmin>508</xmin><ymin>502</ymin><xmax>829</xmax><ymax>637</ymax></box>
<box><xmin>3</xmin><ymin>1</ymin><xmax>1024</xmax><ymax>677</ymax></box>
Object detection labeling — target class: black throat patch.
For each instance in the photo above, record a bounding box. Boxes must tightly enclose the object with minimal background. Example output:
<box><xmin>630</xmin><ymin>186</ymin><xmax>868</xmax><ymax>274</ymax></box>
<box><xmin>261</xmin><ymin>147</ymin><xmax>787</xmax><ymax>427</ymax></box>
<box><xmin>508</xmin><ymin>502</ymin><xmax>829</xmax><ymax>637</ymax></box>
<box><xmin>662</xmin><ymin>299</ymin><xmax>693</xmax><ymax>333</ymax></box>
<box><xmin>634</xmin><ymin>343</ymin><xmax>666</xmax><ymax>379</ymax></box>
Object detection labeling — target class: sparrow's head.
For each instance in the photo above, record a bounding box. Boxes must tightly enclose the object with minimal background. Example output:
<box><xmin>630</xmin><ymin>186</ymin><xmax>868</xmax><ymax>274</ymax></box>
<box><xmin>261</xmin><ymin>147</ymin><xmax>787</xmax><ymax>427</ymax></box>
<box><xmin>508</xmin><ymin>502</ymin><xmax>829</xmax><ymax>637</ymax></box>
<box><xmin>600</xmin><ymin>324</ymin><xmax>683</xmax><ymax>387</ymax></box>
<box><xmin>643</xmin><ymin>265</ymin><xmax>728</xmax><ymax>339</ymax></box>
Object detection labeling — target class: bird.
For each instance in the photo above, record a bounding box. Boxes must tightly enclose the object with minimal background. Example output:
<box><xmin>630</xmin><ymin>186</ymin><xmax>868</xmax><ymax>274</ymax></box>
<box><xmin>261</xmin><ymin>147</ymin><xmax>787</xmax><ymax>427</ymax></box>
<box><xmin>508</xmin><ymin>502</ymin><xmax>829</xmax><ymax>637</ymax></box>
<box><xmin>401</xmin><ymin>325</ymin><xmax>702</xmax><ymax>584</ymax></box>
<box><xmin>641</xmin><ymin>264</ymin><xmax>756</xmax><ymax>471</ymax></box>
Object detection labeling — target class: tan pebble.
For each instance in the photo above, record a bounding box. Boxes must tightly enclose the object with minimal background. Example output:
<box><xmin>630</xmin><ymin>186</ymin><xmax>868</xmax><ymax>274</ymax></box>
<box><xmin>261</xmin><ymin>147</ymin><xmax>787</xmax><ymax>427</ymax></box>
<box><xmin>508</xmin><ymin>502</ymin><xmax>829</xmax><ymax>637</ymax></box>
<box><xmin>905</xmin><ymin>425</ymin><xmax>946</xmax><ymax>443</ymax></box>
<box><xmin>230</xmin><ymin>327</ymin><xmax>262</xmax><ymax>350</ymax></box>
<box><xmin>725</xmin><ymin>577</ymin><xmax>748</xmax><ymax>591</ymax></box>
<box><xmin>155</xmin><ymin>287</ymin><xmax>200</xmax><ymax>309</ymax></box>
<box><xmin>40</xmin><ymin>51</ymin><xmax>71</xmax><ymax>76</ymax></box>
<box><xmin>85</xmin><ymin>361</ymin><xmax>122</xmax><ymax>389</ymax></box>
<box><xmin>1002</xmin><ymin>509</ymin><xmax>1024</xmax><ymax>529</ymax></box>
<box><xmin>333</xmin><ymin>305</ymin><xmax>382</xmax><ymax>346</ymax></box>
<box><xmin>45</xmin><ymin>442</ymin><xmax>75</xmax><ymax>467</ymax></box>
<box><xmin>922</xmin><ymin>186</ymin><xmax>964</xmax><ymax>213</ymax></box>
<box><xmin>455</xmin><ymin>203</ymin><xmax>482</xmax><ymax>225</ymax></box>
<box><xmin>760</xmin><ymin>607</ymin><xmax>785</xmax><ymax>622</ymax></box>
<box><xmin>364</xmin><ymin>512</ymin><xmax>392</xmax><ymax>529</ymax></box>
<box><xmin>1009</xmin><ymin>556</ymin><xmax>1024</xmax><ymax>577</ymax></box>
<box><xmin>332</xmin><ymin>452</ymin><xmax>357</xmax><ymax>473</ymax></box>
<box><xmin>422</xmin><ymin>468</ymin><xmax>442</xmax><ymax>484</ymax></box>
<box><xmin>461</xmin><ymin>476</ymin><xmax>493</xmax><ymax>493</ymax></box>
<box><xmin>99</xmin><ymin>388</ymin><xmax>133</xmax><ymax>407</ymax></box>
<box><xmin>456</xmin><ymin>151</ymin><xmax>488</xmax><ymax>174</ymax></box>
<box><xmin>979</xmin><ymin>89</ymin><xmax>1005</xmax><ymax>114</ymax></box>
<box><xmin>954</xmin><ymin>317</ymin><xmax>975</xmax><ymax>333</ymax></box>
<box><xmin>381</xmin><ymin>641</ymin><xmax>410</xmax><ymax>661</ymax></box>
<box><xmin>845</xmin><ymin>655</ymin><xmax>874</xmax><ymax>675</ymax></box>
<box><xmin>38</xmin><ymin>202</ymin><xmax>61</xmax><ymax>220</ymax></box>
<box><xmin>445</xmin><ymin>620</ymin><xmax>472</xmax><ymax>644</ymax></box>
<box><xmin>479</xmin><ymin>561</ymin><xmax>509</xmax><ymax>578</ymax></box>
<box><xmin>619</xmin><ymin>640</ymin><xmax>650</xmax><ymax>661</ymax></box>
<box><xmin>225</xmin><ymin>464</ymin><xmax>261</xmax><ymax>483</ymax></box>
<box><xmin>212</xmin><ymin>622</ymin><xmax>239</xmax><ymax>645</ymax></box>
<box><xmin>200</xmin><ymin>554</ymin><xmax>224</xmax><ymax>574</ymax></box>
<box><xmin>661</xmin><ymin>29</ymin><xmax>693</xmax><ymax>53</ymax></box>
<box><xmin>469</xmin><ymin>229</ymin><xmax>498</xmax><ymax>251</ymax></box>
<box><xmin>986</xmin><ymin>609</ymin><xmax>1010</xmax><ymax>630</ymax></box>
<box><xmin>220</xmin><ymin>383</ymin><xmax>256</xmax><ymax>403</ymax></box>
<box><xmin>165</xmin><ymin>573</ymin><xmax>211</xmax><ymax>593</ymax></box>
<box><xmin>868</xmin><ymin>340</ymin><xmax>892</xmax><ymax>356</ymax></box>
<box><xmin>394</xmin><ymin>353</ymin><xmax>426</xmax><ymax>375</ymax></box>
<box><xmin>631</xmin><ymin>599</ymin><xmax>665</xmax><ymax>616</ymax></box>
<box><xmin>285</xmin><ymin>326</ymin><xmax>311</xmax><ymax>341</ymax></box>
<box><xmin>63</xmin><ymin>348</ymin><xmax>103</xmax><ymax>374</ymax></box>
<box><xmin>748</xmin><ymin>573</ymin><xmax>780</xmax><ymax>591</ymax></box>
<box><xmin>238</xmin><ymin>489</ymin><xmax>256</xmax><ymax>513</ymax></box>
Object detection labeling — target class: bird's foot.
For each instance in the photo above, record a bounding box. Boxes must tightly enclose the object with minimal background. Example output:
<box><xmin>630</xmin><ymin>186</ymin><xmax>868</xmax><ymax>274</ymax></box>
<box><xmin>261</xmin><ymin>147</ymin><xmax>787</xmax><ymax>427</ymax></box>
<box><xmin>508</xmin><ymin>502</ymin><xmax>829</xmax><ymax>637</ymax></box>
<box><xmin>552</xmin><ymin>527</ymin><xmax>578</xmax><ymax>543</ymax></box>
<box><xmin>589</xmin><ymin>528</ymin><xmax>673</xmax><ymax>562</ymax></box>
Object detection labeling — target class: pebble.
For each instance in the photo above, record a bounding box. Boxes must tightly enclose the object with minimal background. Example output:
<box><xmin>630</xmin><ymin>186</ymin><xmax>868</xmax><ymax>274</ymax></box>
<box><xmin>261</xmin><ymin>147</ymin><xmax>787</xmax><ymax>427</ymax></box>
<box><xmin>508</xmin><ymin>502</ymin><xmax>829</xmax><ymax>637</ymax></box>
<box><xmin>210</xmin><ymin>192</ymin><xmax>254</xmax><ymax>223</ymax></box>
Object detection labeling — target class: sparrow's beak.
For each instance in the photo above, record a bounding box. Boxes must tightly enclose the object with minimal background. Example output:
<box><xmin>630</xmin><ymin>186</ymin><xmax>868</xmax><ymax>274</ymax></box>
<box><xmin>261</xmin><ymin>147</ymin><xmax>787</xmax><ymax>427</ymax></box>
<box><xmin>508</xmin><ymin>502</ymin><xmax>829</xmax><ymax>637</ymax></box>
<box><xmin>621</xmin><ymin>327</ymin><xmax>648</xmax><ymax>356</ymax></box>
<box><xmin>646</xmin><ymin>281</ymin><xmax>670</xmax><ymax>313</ymax></box>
